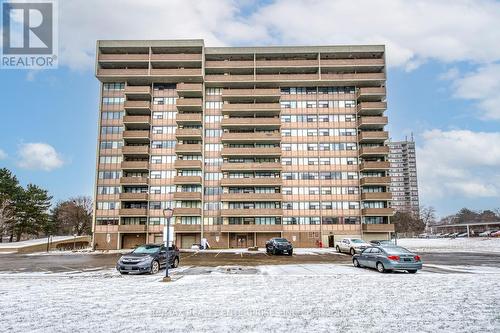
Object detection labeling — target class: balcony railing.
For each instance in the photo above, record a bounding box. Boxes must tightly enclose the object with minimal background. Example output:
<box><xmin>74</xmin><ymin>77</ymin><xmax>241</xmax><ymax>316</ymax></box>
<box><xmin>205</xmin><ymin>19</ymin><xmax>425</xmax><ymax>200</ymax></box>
<box><xmin>221</xmin><ymin>118</ymin><xmax>281</xmax><ymax>128</ymax></box>
<box><xmin>358</xmin><ymin>131</ymin><xmax>388</xmax><ymax>142</ymax></box>
<box><xmin>119</xmin><ymin>177</ymin><xmax>149</xmax><ymax>185</ymax></box>
<box><xmin>173</xmin><ymin>208</ymin><xmax>202</xmax><ymax>216</ymax></box>
<box><xmin>360</xmin><ymin>177</ymin><xmax>391</xmax><ymax>186</ymax></box>
<box><xmin>222</xmin><ymin>103</ymin><xmax>281</xmax><ymax>115</ymax></box>
<box><xmin>175</xmin><ymin>144</ymin><xmax>202</xmax><ymax>155</ymax></box>
<box><xmin>176</xmin><ymin>128</ymin><xmax>202</xmax><ymax>139</ymax></box>
<box><xmin>123</xmin><ymin>130</ymin><xmax>150</xmax><ymax>140</ymax></box>
<box><xmin>220</xmin><ymin>178</ymin><xmax>281</xmax><ymax>187</ymax></box>
<box><xmin>361</xmin><ymin>208</ymin><xmax>395</xmax><ymax>216</ymax></box>
<box><xmin>176</xmin><ymin>83</ymin><xmax>203</xmax><ymax>97</ymax></box>
<box><xmin>174</xmin><ymin>160</ymin><xmax>203</xmax><ymax>170</ymax></box>
<box><xmin>357</xmin><ymin>102</ymin><xmax>387</xmax><ymax>115</ymax></box>
<box><xmin>220</xmin><ymin>193</ymin><xmax>282</xmax><ymax>202</ymax></box>
<box><xmin>359</xmin><ymin>161</ymin><xmax>390</xmax><ymax>171</ymax></box>
<box><xmin>118</xmin><ymin>224</ymin><xmax>147</xmax><ymax>232</ymax></box>
<box><xmin>176</xmin><ymin>98</ymin><xmax>203</xmax><ymax>111</ymax></box>
<box><xmin>119</xmin><ymin>208</ymin><xmax>147</xmax><ymax>216</ymax></box>
<box><xmin>362</xmin><ymin>223</ymin><xmax>395</xmax><ymax>232</ymax></box>
<box><xmin>176</xmin><ymin>113</ymin><xmax>202</xmax><ymax>124</ymax></box>
<box><xmin>221</xmin><ymin>88</ymin><xmax>281</xmax><ymax>101</ymax></box>
<box><xmin>358</xmin><ymin>116</ymin><xmax>388</xmax><ymax>128</ymax></box>
<box><xmin>119</xmin><ymin>193</ymin><xmax>148</xmax><ymax>201</ymax></box>
<box><xmin>173</xmin><ymin>176</ymin><xmax>202</xmax><ymax>185</ymax></box>
<box><xmin>221</xmin><ymin>132</ymin><xmax>281</xmax><ymax>142</ymax></box>
<box><xmin>121</xmin><ymin>145</ymin><xmax>149</xmax><ymax>155</ymax></box>
<box><xmin>220</xmin><ymin>209</ymin><xmax>282</xmax><ymax>217</ymax></box>
<box><xmin>359</xmin><ymin>146</ymin><xmax>389</xmax><ymax>156</ymax></box>
<box><xmin>124</xmin><ymin>86</ymin><xmax>151</xmax><ymax>97</ymax></box>
<box><xmin>221</xmin><ymin>147</ymin><xmax>281</xmax><ymax>157</ymax></box>
<box><xmin>121</xmin><ymin>161</ymin><xmax>149</xmax><ymax>170</ymax></box>
<box><xmin>357</xmin><ymin>87</ymin><xmax>386</xmax><ymax>101</ymax></box>
<box><xmin>150</xmin><ymin>53</ymin><xmax>202</xmax><ymax>62</ymax></box>
<box><xmin>361</xmin><ymin>192</ymin><xmax>392</xmax><ymax>201</ymax></box>
<box><xmin>98</xmin><ymin>54</ymin><xmax>149</xmax><ymax>62</ymax></box>
<box><xmin>173</xmin><ymin>192</ymin><xmax>202</xmax><ymax>201</ymax></box>
<box><xmin>221</xmin><ymin>162</ymin><xmax>282</xmax><ymax>171</ymax></box>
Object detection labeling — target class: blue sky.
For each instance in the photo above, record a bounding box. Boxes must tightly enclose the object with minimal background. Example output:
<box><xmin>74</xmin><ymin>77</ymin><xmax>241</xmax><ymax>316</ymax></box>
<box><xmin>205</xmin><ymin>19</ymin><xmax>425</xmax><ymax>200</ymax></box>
<box><xmin>1</xmin><ymin>0</ymin><xmax>499</xmax><ymax>218</ymax></box>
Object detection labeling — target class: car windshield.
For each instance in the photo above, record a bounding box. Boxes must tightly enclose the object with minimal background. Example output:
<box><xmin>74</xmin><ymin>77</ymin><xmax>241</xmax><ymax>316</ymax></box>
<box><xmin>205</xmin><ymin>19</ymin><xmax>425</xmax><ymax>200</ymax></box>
<box><xmin>274</xmin><ymin>238</ymin><xmax>288</xmax><ymax>243</ymax></box>
<box><xmin>350</xmin><ymin>239</ymin><xmax>365</xmax><ymax>243</ymax></box>
<box><xmin>132</xmin><ymin>245</ymin><xmax>160</xmax><ymax>254</ymax></box>
<box><xmin>383</xmin><ymin>246</ymin><xmax>413</xmax><ymax>254</ymax></box>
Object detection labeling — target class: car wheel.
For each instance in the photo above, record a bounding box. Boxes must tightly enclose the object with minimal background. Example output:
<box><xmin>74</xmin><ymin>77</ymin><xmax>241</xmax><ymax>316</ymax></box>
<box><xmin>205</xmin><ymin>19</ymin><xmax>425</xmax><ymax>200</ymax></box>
<box><xmin>376</xmin><ymin>262</ymin><xmax>386</xmax><ymax>273</ymax></box>
<box><xmin>288</xmin><ymin>250</ymin><xmax>293</xmax><ymax>256</ymax></box>
<box><xmin>407</xmin><ymin>270</ymin><xmax>417</xmax><ymax>274</ymax></box>
<box><xmin>150</xmin><ymin>260</ymin><xmax>160</xmax><ymax>274</ymax></box>
<box><xmin>272</xmin><ymin>248</ymin><xmax>277</xmax><ymax>255</ymax></box>
<box><xmin>353</xmin><ymin>258</ymin><xmax>361</xmax><ymax>268</ymax></box>
<box><xmin>171</xmin><ymin>257</ymin><xmax>179</xmax><ymax>268</ymax></box>
<box><xmin>350</xmin><ymin>248</ymin><xmax>356</xmax><ymax>256</ymax></box>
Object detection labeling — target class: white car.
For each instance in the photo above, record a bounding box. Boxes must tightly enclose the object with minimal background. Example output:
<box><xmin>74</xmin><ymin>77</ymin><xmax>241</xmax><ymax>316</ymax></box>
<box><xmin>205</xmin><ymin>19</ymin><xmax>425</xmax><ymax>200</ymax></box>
<box><xmin>335</xmin><ymin>238</ymin><xmax>371</xmax><ymax>255</ymax></box>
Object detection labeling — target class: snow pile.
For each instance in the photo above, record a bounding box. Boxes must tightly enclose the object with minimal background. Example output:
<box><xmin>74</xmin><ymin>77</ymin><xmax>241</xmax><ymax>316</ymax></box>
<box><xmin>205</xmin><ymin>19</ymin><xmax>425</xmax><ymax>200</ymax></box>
<box><xmin>397</xmin><ymin>237</ymin><xmax>500</xmax><ymax>253</ymax></box>
<box><xmin>0</xmin><ymin>265</ymin><xmax>498</xmax><ymax>332</ymax></box>
<box><xmin>0</xmin><ymin>236</ymin><xmax>79</xmax><ymax>249</ymax></box>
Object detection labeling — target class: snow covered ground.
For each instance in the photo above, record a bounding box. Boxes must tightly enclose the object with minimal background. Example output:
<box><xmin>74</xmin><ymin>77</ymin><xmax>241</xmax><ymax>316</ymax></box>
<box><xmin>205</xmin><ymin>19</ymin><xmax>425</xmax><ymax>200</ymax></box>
<box><xmin>0</xmin><ymin>236</ymin><xmax>77</xmax><ymax>249</ymax></box>
<box><xmin>0</xmin><ymin>264</ymin><xmax>498</xmax><ymax>332</ymax></box>
<box><xmin>397</xmin><ymin>237</ymin><xmax>500</xmax><ymax>253</ymax></box>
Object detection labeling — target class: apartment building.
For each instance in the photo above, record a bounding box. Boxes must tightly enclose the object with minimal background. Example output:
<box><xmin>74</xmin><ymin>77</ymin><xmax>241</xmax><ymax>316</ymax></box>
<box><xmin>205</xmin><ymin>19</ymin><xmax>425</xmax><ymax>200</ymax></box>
<box><xmin>388</xmin><ymin>138</ymin><xmax>419</xmax><ymax>215</ymax></box>
<box><xmin>92</xmin><ymin>39</ymin><xmax>394</xmax><ymax>250</ymax></box>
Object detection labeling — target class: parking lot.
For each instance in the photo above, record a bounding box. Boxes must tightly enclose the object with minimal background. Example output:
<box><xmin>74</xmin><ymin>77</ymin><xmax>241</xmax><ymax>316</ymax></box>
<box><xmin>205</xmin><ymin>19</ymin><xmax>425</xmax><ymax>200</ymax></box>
<box><xmin>1</xmin><ymin>249</ymin><xmax>500</xmax><ymax>274</ymax></box>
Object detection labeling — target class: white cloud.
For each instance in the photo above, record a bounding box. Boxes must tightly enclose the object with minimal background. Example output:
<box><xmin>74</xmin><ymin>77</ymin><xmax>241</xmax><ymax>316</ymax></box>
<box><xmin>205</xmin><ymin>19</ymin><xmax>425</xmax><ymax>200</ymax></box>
<box><xmin>417</xmin><ymin>130</ymin><xmax>500</xmax><ymax>200</ymax></box>
<box><xmin>17</xmin><ymin>143</ymin><xmax>64</xmax><ymax>171</ymax></box>
<box><xmin>0</xmin><ymin>149</ymin><xmax>7</xmax><ymax>160</ymax></box>
<box><xmin>450</xmin><ymin>63</ymin><xmax>500</xmax><ymax>120</ymax></box>
<box><xmin>50</xmin><ymin>0</ymin><xmax>500</xmax><ymax>71</ymax></box>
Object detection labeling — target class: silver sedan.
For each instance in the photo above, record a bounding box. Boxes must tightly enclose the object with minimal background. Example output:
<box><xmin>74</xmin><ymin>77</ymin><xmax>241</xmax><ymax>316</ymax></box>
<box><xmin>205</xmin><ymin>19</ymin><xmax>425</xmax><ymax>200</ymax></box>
<box><xmin>352</xmin><ymin>246</ymin><xmax>423</xmax><ymax>273</ymax></box>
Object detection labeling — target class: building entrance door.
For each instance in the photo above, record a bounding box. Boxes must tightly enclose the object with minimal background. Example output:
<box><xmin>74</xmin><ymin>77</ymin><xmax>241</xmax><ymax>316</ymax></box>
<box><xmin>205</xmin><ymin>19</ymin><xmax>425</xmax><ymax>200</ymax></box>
<box><xmin>328</xmin><ymin>235</ymin><xmax>335</xmax><ymax>247</ymax></box>
<box><xmin>236</xmin><ymin>235</ymin><xmax>247</xmax><ymax>248</ymax></box>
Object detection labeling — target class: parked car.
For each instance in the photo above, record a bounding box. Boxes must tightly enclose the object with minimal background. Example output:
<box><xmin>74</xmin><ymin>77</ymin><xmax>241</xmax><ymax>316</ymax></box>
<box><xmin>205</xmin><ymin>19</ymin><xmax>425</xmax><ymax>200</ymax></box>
<box><xmin>266</xmin><ymin>238</ymin><xmax>293</xmax><ymax>255</ymax></box>
<box><xmin>491</xmin><ymin>230</ymin><xmax>500</xmax><ymax>237</ymax></box>
<box><xmin>352</xmin><ymin>246</ymin><xmax>422</xmax><ymax>273</ymax></box>
<box><xmin>369</xmin><ymin>240</ymin><xmax>395</xmax><ymax>246</ymax></box>
<box><xmin>478</xmin><ymin>230</ymin><xmax>493</xmax><ymax>237</ymax></box>
<box><xmin>448</xmin><ymin>232</ymin><xmax>460</xmax><ymax>238</ymax></box>
<box><xmin>116</xmin><ymin>244</ymin><xmax>180</xmax><ymax>275</ymax></box>
<box><xmin>440</xmin><ymin>233</ymin><xmax>451</xmax><ymax>238</ymax></box>
<box><xmin>336</xmin><ymin>238</ymin><xmax>370</xmax><ymax>255</ymax></box>
<box><xmin>417</xmin><ymin>233</ymin><xmax>429</xmax><ymax>238</ymax></box>
<box><xmin>457</xmin><ymin>232</ymin><xmax>468</xmax><ymax>237</ymax></box>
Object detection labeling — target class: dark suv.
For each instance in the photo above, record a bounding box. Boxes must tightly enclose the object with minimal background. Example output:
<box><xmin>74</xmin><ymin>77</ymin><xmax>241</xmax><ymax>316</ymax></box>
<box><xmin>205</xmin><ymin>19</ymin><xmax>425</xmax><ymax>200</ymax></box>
<box><xmin>116</xmin><ymin>244</ymin><xmax>180</xmax><ymax>275</ymax></box>
<box><xmin>266</xmin><ymin>238</ymin><xmax>293</xmax><ymax>255</ymax></box>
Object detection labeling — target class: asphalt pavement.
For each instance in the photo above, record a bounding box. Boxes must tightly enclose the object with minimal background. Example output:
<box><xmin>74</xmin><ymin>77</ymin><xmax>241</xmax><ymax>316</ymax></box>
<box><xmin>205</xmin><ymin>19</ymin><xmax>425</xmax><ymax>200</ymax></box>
<box><xmin>0</xmin><ymin>250</ymin><xmax>499</xmax><ymax>274</ymax></box>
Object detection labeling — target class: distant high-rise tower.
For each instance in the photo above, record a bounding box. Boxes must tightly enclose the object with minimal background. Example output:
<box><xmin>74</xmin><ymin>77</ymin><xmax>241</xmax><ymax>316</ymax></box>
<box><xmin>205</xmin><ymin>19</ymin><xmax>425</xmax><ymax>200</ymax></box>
<box><xmin>388</xmin><ymin>137</ymin><xmax>419</xmax><ymax>215</ymax></box>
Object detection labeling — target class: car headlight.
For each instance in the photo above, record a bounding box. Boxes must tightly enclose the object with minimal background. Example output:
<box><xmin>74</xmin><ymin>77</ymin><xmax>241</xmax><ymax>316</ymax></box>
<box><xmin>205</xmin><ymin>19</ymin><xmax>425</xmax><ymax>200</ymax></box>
<box><xmin>140</xmin><ymin>256</ymin><xmax>152</xmax><ymax>262</ymax></box>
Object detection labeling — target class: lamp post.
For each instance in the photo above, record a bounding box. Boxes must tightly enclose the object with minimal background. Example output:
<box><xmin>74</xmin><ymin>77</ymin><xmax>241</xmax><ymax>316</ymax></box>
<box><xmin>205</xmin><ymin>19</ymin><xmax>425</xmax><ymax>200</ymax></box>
<box><xmin>163</xmin><ymin>208</ymin><xmax>173</xmax><ymax>281</ymax></box>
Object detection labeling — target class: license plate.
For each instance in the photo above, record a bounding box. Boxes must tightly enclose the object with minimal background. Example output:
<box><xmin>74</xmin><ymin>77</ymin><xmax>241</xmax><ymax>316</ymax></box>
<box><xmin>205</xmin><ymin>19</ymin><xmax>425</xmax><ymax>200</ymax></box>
<box><xmin>404</xmin><ymin>258</ymin><xmax>412</xmax><ymax>262</ymax></box>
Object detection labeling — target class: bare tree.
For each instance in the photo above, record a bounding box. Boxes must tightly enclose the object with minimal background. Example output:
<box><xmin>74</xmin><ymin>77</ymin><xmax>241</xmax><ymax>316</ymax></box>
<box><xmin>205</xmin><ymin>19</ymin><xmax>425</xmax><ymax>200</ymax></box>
<box><xmin>420</xmin><ymin>206</ymin><xmax>436</xmax><ymax>232</ymax></box>
<box><xmin>52</xmin><ymin>196</ymin><xmax>93</xmax><ymax>236</ymax></box>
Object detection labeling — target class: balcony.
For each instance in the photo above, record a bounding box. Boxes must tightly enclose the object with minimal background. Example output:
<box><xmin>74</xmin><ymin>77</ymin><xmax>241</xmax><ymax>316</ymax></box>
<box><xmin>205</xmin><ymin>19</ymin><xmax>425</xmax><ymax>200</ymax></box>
<box><xmin>221</xmin><ymin>209</ymin><xmax>282</xmax><ymax>217</ymax></box>
<box><xmin>150</xmin><ymin>53</ymin><xmax>202</xmax><ymax>62</ymax></box>
<box><xmin>221</xmin><ymin>162</ymin><xmax>282</xmax><ymax>172</ymax></box>
<box><xmin>205</xmin><ymin>60</ymin><xmax>254</xmax><ymax>68</ymax></box>
<box><xmin>221</xmin><ymin>132</ymin><xmax>281</xmax><ymax>143</ymax></box>
<box><xmin>119</xmin><ymin>193</ymin><xmax>148</xmax><ymax>201</ymax></box>
<box><xmin>173</xmin><ymin>176</ymin><xmax>202</xmax><ymax>185</ymax></box>
<box><xmin>221</xmin><ymin>147</ymin><xmax>281</xmax><ymax>157</ymax></box>
<box><xmin>176</xmin><ymin>128</ymin><xmax>202</xmax><ymax>140</ymax></box>
<box><xmin>220</xmin><ymin>178</ymin><xmax>281</xmax><ymax>187</ymax></box>
<box><xmin>123</xmin><ymin>130</ymin><xmax>150</xmax><ymax>141</ymax></box>
<box><xmin>175</xmin><ymin>143</ymin><xmax>202</xmax><ymax>155</ymax></box>
<box><xmin>221</xmin><ymin>118</ymin><xmax>281</xmax><ymax>128</ymax></box>
<box><xmin>173</xmin><ymin>192</ymin><xmax>202</xmax><ymax>201</ymax></box>
<box><xmin>220</xmin><ymin>224</ymin><xmax>283</xmax><ymax>233</ymax></box>
<box><xmin>150</xmin><ymin>68</ymin><xmax>203</xmax><ymax>81</ymax></box>
<box><xmin>118</xmin><ymin>224</ymin><xmax>147</xmax><ymax>232</ymax></box>
<box><xmin>256</xmin><ymin>59</ymin><xmax>319</xmax><ymax>68</ymax></box>
<box><xmin>205</xmin><ymin>74</ymin><xmax>254</xmax><ymax>83</ymax></box>
<box><xmin>256</xmin><ymin>73</ymin><xmax>319</xmax><ymax>83</ymax></box>
<box><xmin>96</xmin><ymin>68</ymin><xmax>149</xmax><ymax>77</ymax></box>
<box><xmin>123</xmin><ymin>116</ymin><xmax>150</xmax><ymax>130</ymax></box>
<box><xmin>320</xmin><ymin>73</ymin><xmax>386</xmax><ymax>86</ymax></box>
<box><xmin>358</xmin><ymin>131</ymin><xmax>388</xmax><ymax>143</ymax></box>
<box><xmin>173</xmin><ymin>208</ymin><xmax>202</xmax><ymax>216</ymax></box>
<box><xmin>357</xmin><ymin>87</ymin><xmax>386</xmax><ymax>102</ymax></box>
<box><xmin>359</xmin><ymin>146</ymin><xmax>389</xmax><ymax>156</ymax></box>
<box><xmin>124</xmin><ymin>100</ymin><xmax>151</xmax><ymax>113</ymax></box>
<box><xmin>362</xmin><ymin>223</ymin><xmax>395</xmax><ymax>233</ymax></box>
<box><xmin>359</xmin><ymin>161</ymin><xmax>390</xmax><ymax>171</ymax></box>
<box><xmin>321</xmin><ymin>58</ymin><xmax>384</xmax><ymax>69</ymax></box>
<box><xmin>221</xmin><ymin>88</ymin><xmax>281</xmax><ymax>102</ymax></box>
<box><xmin>362</xmin><ymin>208</ymin><xmax>395</xmax><ymax>216</ymax></box>
<box><xmin>361</xmin><ymin>192</ymin><xmax>392</xmax><ymax>201</ymax></box>
<box><xmin>124</xmin><ymin>86</ymin><xmax>151</xmax><ymax>99</ymax></box>
<box><xmin>121</xmin><ymin>161</ymin><xmax>149</xmax><ymax>170</ymax></box>
<box><xmin>222</xmin><ymin>103</ymin><xmax>281</xmax><ymax>115</ymax></box>
<box><xmin>221</xmin><ymin>193</ymin><xmax>282</xmax><ymax>202</ymax></box>
<box><xmin>176</xmin><ymin>83</ymin><xmax>203</xmax><ymax>97</ymax></box>
<box><xmin>120</xmin><ymin>177</ymin><xmax>149</xmax><ymax>186</ymax></box>
<box><xmin>358</xmin><ymin>116</ymin><xmax>388</xmax><ymax>129</ymax></box>
<box><xmin>176</xmin><ymin>98</ymin><xmax>203</xmax><ymax>111</ymax></box>
<box><xmin>176</xmin><ymin>113</ymin><xmax>202</xmax><ymax>125</ymax></box>
<box><xmin>174</xmin><ymin>224</ymin><xmax>202</xmax><ymax>232</ymax></box>
<box><xmin>119</xmin><ymin>208</ymin><xmax>147</xmax><ymax>216</ymax></box>
<box><xmin>360</xmin><ymin>177</ymin><xmax>391</xmax><ymax>186</ymax></box>
<box><xmin>121</xmin><ymin>145</ymin><xmax>149</xmax><ymax>156</ymax></box>
<box><xmin>98</xmin><ymin>54</ymin><xmax>149</xmax><ymax>62</ymax></box>
<box><xmin>174</xmin><ymin>160</ymin><xmax>203</xmax><ymax>170</ymax></box>
<box><xmin>357</xmin><ymin>102</ymin><xmax>387</xmax><ymax>116</ymax></box>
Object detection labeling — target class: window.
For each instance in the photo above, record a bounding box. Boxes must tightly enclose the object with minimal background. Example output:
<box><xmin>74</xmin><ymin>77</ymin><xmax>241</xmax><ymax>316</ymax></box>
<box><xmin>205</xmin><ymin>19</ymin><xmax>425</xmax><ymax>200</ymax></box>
<box><xmin>101</xmin><ymin>126</ymin><xmax>123</xmax><ymax>135</ymax></box>
<box><xmin>103</xmin><ymin>83</ymin><xmax>124</xmax><ymax>91</ymax></box>
<box><xmin>101</xmin><ymin>111</ymin><xmax>124</xmax><ymax>120</ymax></box>
<box><xmin>102</xmin><ymin>97</ymin><xmax>124</xmax><ymax>105</ymax></box>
